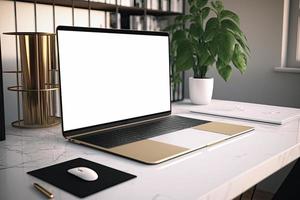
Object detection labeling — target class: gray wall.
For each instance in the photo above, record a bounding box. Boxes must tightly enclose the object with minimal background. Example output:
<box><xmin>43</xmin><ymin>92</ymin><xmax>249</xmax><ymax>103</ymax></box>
<box><xmin>185</xmin><ymin>0</ymin><xmax>300</xmax><ymax>108</ymax></box>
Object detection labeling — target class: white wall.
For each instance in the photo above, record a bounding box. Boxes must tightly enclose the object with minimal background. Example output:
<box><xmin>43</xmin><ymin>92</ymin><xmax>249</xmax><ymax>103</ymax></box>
<box><xmin>185</xmin><ymin>0</ymin><xmax>300</xmax><ymax>109</ymax></box>
<box><xmin>0</xmin><ymin>0</ymin><xmax>107</xmax><ymax>125</ymax></box>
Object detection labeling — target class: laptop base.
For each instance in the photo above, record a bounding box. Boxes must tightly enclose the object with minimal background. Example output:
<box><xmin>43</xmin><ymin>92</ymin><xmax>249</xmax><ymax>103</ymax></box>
<box><xmin>70</xmin><ymin>116</ymin><xmax>254</xmax><ymax>164</ymax></box>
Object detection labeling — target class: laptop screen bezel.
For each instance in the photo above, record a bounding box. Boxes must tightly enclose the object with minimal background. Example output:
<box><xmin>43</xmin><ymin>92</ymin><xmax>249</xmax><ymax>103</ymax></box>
<box><xmin>56</xmin><ymin>26</ymin><xmax>172</xmax><ymax>138</ymax></box>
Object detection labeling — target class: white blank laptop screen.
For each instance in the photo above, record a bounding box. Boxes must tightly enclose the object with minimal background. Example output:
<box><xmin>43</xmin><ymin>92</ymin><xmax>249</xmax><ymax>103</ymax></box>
<box><xmin>58</xmin><ymin>29</ymin><xmax>171</xmax><ymax>132</ymax></box>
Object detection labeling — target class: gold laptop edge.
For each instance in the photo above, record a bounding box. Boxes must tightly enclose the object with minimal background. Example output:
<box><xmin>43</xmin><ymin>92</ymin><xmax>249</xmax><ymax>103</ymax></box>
<box><xmin>193</xmin><ymin>121</ymin><xmax>254</xmax><ymax>136</ymax></box>
<box><xmin>70</xmin><ymin>138</ymin><xmax>191</xmax><ymax>164</ymax></box>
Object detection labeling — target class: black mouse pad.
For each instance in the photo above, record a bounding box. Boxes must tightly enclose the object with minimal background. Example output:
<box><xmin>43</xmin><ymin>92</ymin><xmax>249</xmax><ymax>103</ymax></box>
<box><xmin>27</xmin><ymin>158</ymin><xmax>137</xmax><ymax>198</ymax></box>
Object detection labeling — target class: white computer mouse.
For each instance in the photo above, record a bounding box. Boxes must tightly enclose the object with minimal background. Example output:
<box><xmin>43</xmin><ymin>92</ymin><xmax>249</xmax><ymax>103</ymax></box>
<box><xmin>67</xmin><ymin>167</ymin><xmax>98</xmax><ymax>181</ymax></box>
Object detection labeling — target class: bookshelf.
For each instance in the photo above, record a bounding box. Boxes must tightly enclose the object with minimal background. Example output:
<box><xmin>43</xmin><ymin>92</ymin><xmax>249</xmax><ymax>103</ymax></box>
<box><xmin>7</xmin><ymin>0</ymin><xmax>185</xmax><ymax>100</ymax></box>
<box><xmin>13</xmin><ymin>0</ymin><xmax>183</xmax><ymax>16</ymax></box>
<box><xmin>9</xmin><ymin>0</ymin><xmax>185</xmax><ymax>42</ymax></box>
<box><xmin>1</xmin><ymin>0</ymin><xmax>184</xmax><ymax>132</ymax></box>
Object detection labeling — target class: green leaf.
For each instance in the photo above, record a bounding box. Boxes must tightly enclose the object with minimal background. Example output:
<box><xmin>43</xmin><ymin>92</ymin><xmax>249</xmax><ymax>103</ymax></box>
<box><xmin>177</xmin><ymin>39</ymin><xmax>192</xmax><ymax>51</ymax></box>
<box><xmin>216</xmin><ymin>1</ymin><xmax>224</xmax><ymax>10</ymax></box>
<box><xmin>234</xmin><ymin>33</ymin><xmax>250</xmax><ymax>55</ymax></box>
<box><xmin>192</xmin><ymin>15</ymin><xmax>202</xmax><ymax>25</ymax></box>
<box><xmin>205</xmin><ymin>18</ymin><xmax>219</xmax><ymax>31</ymax></box>
<box><xmin>183</xmin><ymin>15</ymin><xmax>193</xmax><ymax>22</ymax></box>
<box><xmin>190</xmin><ymin>23</ymin><xmax>203</xmax><ymax>38</ymax></box>
<box><xmin>204</xmin><ymin>30</ymin><xmax>217</xmax><ymax>42</ymax></box>
<box><xmin>204</xmin><ymin>17</ymin><xmax>219</xmax><ymax>41</ymax></box>
<box><xmin>197</xmin><ymin>0</ymin><xmax>209</xmax><ymax>9</ymax></box>
<box><xmin>232</xmin><ymin>44</ymin><xmax>247</xmax><ymax>74</ymax></box>
<box><xmin>221</xmin><ymin>19</ymin><xmax>241</xmax><ymax>35</ymax></box>
<box><xmin>219</xmin><ymin>65</ymin><xmax>232</xmax><ymax>81</ymax></box>
<box><xmin>208</xmin><ymin>41</ymin><xmax>217</xmax><ymax>56</ymax></box>
<box><xmin>198</xmin><ymin>48</ymin><xmax>210</xmax><ymax>66</ymax></box>
<box><xmin>175</xmin><ymin>40</ymin><xmax>194</xmax><ymax>71</ymax></box>
<box><xmin>211</xmin><ymin>1</ymin><xmax>216</xmax><ymax>9</ymax></box>
<box><xmin>201</xmin><ymin>7</ymin><xmax>211</xmax><ymax>19</ymax></box>
<box><xmin>190</xmin><ymin>5</ymin><xmax>198</xmax><ymax>14</ymax></box>
<box><xmin>176</xmin><ymin>56</ymin><xmax>194</xmax><ymax>71</ymax></box>
<box><xmin>194</xmin><ymin>42</ymin><xmax>214</xmax><ymax>68</ymax></box>
<box><xmin>203</xmin><ymin>56</ymin><xmax>215</xmax><ymax>66</ymax></box>
<box><xmin>220</xmin><ymin>10</ymin><xmax>240</xmax><ymax>25</ymax></box>
<box><xmin>214</xmin><ymin>32</ymin><xmax>236</xmax><ymax>64</ymax></box>
<box><xmin>190</xmin><ymin>37</ymin><xmax>200</xmax><ymax>48</ymax></box>
<box><xmin>172</xmin><ymin>30</ymin><xmax>186</xmax><ymax>41</ymax></box>
<box><xmin>211</xmin><ymin>1</ymin><xmax>224</xmax><ymax>12</ymax></box>
<box><xmin>216</xmin><ymin>59</ymin><xmax>232</xmax><ymax>81</ymax></box>
<box><xmin>175</xmin><ymin>15</ymin><xmax>185</xmax><ymax>22</ymax></box>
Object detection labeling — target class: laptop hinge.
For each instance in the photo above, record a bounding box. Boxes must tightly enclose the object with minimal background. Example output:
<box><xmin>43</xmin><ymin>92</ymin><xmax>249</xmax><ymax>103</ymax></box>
<box><xmin>66</xmin><ymin>114</ymin><xmax>171</xmax><ymax>140</ymax></box>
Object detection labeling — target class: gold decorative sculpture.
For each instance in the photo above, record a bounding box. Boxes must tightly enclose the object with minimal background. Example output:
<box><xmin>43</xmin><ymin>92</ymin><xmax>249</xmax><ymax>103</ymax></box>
<box><xmin>4</xmin><ymin>32</ymin><xmax>60</xmax><ymax>128</ymax></box>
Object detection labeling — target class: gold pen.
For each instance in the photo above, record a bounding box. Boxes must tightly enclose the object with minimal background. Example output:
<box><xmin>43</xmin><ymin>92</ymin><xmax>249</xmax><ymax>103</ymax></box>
<box><xmin>33</xmin><ymin>183</ymin><xmax>54</xmax><ymax>199</ymax></box>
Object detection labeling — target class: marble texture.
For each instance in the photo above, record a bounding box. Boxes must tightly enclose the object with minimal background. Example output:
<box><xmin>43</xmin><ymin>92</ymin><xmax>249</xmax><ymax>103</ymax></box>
<box><xmin>0</xmin><ymin>100</ymin><xmax>300</xmax><ymax>200</ymax></box>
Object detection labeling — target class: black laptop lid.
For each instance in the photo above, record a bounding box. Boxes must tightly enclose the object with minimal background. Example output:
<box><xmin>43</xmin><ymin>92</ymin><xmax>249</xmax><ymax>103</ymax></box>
<box><xmin>57</xmin><ymin>26</ymin><xmax>171</xmax><ymax>138</ymax></box>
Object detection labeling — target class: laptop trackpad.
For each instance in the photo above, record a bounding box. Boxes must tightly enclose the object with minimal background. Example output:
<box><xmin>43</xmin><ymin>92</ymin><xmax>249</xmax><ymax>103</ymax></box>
<box><xmin>150</xmin><ymin>128</ymin><xmax>227</xmax><ymax>149</ymax></box>
<box><xmin>150</xmin><ymin>122</ymin><xmax>253</xmax><ymax>149</ymax></box>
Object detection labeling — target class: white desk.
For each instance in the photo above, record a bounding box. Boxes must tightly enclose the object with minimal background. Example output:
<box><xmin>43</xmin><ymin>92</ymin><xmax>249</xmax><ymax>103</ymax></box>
<box><xmin>1</xmin><ymin>100</ymin><xmax>300</xmax><ymax>200</ymax></box>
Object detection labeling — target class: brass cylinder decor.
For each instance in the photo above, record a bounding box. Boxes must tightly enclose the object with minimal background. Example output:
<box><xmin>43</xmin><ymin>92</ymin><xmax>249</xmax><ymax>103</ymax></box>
<box><xmin>4</xmin><ymin>32</ymin><xmax>60</xmax><ymax>128</ymax></box>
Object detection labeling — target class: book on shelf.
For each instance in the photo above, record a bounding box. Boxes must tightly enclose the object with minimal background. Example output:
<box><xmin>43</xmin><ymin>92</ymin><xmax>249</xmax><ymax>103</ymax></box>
<box><xmin>149</xmin><ymin>16</ymin><xmax>169</xmax><ymax>31</ymax></box>
<box><xmin>161</xmin><ymin>0</ymin><xmax>169</xmax><ymax>11</ymax></box>
<box><xmin>106</xmin><ymin>0</ymin><xmax>116</xmax><ymax>4</ymax></box>
<box><xmin>106</xmin><ymin>12</ymin><xmax>111</xmax><ymax>28</ymax></box>
<box><xmin>90</xmin><ymin>10</ymin><xmax>106</xmax><ymax>28</ymax></box>
<box><xmin>146</xmin><ymin>0</ymin><xmax>151</xmax><ymax>9</ymax></box>
<box><xmin>90</xmin><ymin>0</ymin><xmax>106</xmax><ymax>3</ymax></box>
<box><xmin>152</xmin><ymin>0</ymin><xmax>159</xmax><ymax>10</ymax></box>
<box><xmin>146</xmin><ymin>16</ymin><xmax>156</xmax><ymax>31</ymax></box>
<box><xmin>130</xmin><ymin>16</ymin><xmax>145</xmax><ymax>30</ymax></box>
<box><xmin>134</xmin><ymin>0</ymin><xmax>145</xmax><ymax>8</ymax></box>
<box><xmin>147</xmin><ymin>0</ymin><xmax>159</xmax><ymax>10</ymax></box>
<box><xmin>171</xmin><ymin>0</ymin><xmax>183</xmax><ymax>13</ymax></box>
<box><xmin>117</xmin><ymin>0</ymin><xmax>134</xmax><ymax>6</ymax></box>
<box><xmin>110</xmin><ymin>12</ymin><xmax>121</xmax><ymax>28</ymax></box>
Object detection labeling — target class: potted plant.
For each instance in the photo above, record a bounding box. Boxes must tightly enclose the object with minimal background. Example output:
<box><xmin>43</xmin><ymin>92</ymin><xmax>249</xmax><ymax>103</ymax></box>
<box><xmin>167</xmin><ymin>0</ymin><xmax>250</xmax><ymax>104</ymax></box>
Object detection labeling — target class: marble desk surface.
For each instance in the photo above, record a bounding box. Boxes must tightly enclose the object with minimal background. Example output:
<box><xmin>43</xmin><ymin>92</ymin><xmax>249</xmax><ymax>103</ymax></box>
<box><xmin>1</xmin><ymin>100</ymin><xmax>300</xmax><ymax>200</ymax></box>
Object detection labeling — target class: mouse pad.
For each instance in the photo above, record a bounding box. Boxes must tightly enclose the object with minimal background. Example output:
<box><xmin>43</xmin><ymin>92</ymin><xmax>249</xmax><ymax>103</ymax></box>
<box><xmin>27</xmin><ymin>158</ymin><xmax>137</xmax><ymax>198</ymax></box>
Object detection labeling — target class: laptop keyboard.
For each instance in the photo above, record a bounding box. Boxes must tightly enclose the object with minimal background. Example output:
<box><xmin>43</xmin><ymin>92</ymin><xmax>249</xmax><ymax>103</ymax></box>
<box><xmin>75</xmin><ymin>116</ymin><xmax>208</xmax><ymax>148</ymax></box>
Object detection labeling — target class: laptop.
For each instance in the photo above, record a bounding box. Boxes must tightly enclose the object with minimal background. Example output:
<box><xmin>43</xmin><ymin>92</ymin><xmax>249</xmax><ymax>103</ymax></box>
<box><xmin>57</xmin><ymin>26</ymin><xmax>254</xmax><ymax>164</ymax></box>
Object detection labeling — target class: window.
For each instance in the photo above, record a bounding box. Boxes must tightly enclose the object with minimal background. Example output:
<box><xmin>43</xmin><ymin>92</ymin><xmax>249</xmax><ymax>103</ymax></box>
<box><xmin>276</xmin><ymin>0</ymin><xmax>300</xmax><ymax>72</ymax></box>
<box><xmin>287</xmin><ymin>0</ymin><xmax>300</xmax><ymax>67</ymax></box>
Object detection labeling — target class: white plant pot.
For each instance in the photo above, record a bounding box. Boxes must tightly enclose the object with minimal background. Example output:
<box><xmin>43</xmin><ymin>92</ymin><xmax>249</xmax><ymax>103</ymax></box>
<box><xmin>189</xmin><ymin>77</ymin><xmax>214</xmax><ymax>105</ymax></box>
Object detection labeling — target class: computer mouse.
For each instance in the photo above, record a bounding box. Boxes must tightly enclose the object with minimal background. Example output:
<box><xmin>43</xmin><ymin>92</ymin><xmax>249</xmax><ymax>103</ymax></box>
<box><xmin>67</xmin><ymin>167</ymin><xmax>98</xmax><ymax>181</ymax></box>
